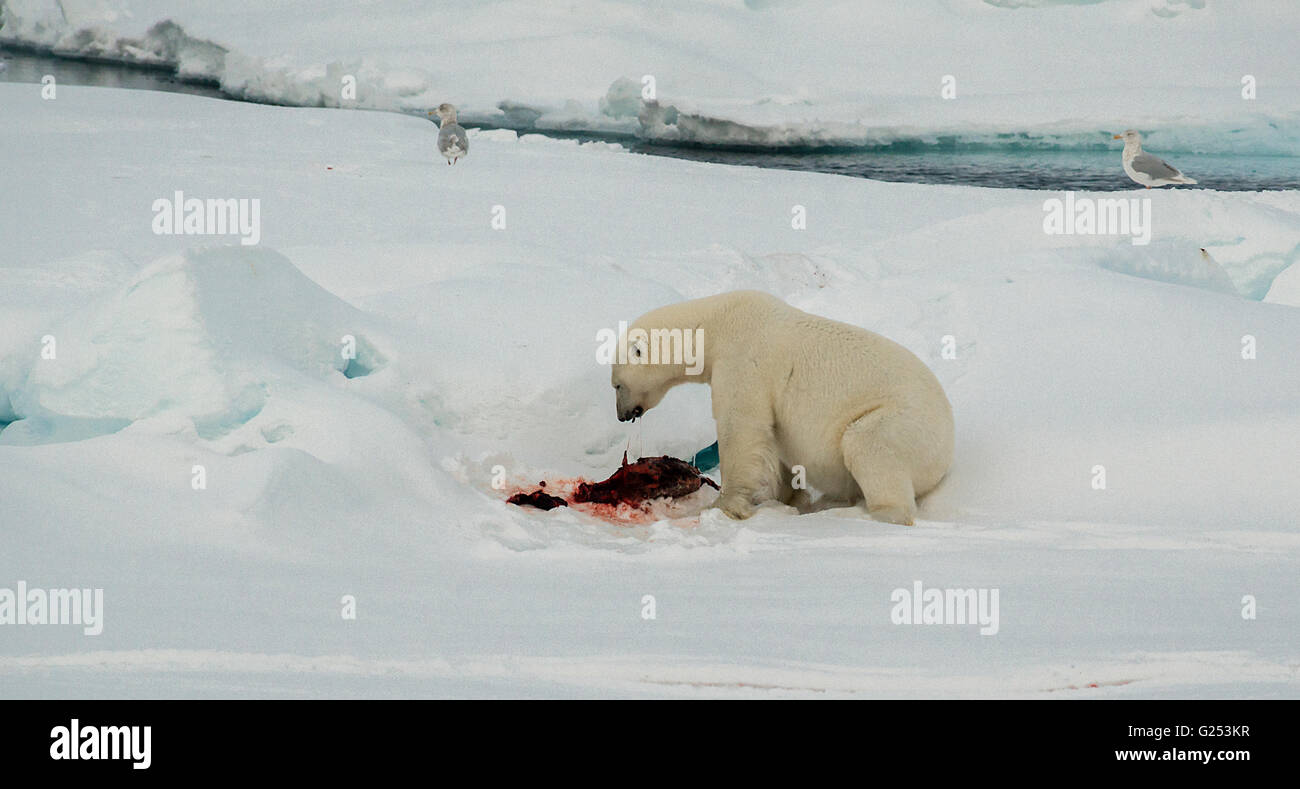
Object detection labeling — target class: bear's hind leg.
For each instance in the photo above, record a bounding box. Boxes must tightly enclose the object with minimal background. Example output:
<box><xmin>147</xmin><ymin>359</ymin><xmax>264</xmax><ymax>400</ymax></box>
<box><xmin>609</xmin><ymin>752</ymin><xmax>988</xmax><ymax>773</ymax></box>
<box><xmin>777</xmin><ymin>463</ymin><xmax>813</xmax><ymax>513</ymax></box>
<box><xmin>841</xmin><ymin>409</ymin><xmax>917</xmax><ymax>526</ymax></box>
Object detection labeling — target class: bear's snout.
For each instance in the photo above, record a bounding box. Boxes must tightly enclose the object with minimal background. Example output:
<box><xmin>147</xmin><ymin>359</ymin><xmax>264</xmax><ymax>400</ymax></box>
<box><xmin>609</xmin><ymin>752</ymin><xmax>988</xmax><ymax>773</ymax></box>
<box><xmin>613</xmin><ymin>382</ymin><xmax>645</xmax><ymax>421</ymax></box>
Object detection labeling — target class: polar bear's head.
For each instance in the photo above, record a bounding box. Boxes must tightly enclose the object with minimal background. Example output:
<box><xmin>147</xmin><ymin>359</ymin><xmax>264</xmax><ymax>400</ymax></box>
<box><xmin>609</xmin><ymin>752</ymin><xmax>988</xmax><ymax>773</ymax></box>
<box><xmin>608</xmin><ymin>314</ymin><xmax>707</xmax><ymax>422</ymax></box>
<box><xmin>610</xmin><ymin>334</ymin><xmax>670</xmax><ymax>422</ymax></box>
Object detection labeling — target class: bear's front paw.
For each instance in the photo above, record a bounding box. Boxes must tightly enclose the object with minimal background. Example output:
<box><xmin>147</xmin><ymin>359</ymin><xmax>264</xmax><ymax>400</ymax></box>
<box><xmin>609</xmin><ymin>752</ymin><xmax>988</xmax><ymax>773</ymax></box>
<box><xmin>716</xmin><ymin>493</ymin><xmax>757</xmax><ymax>520</ymax></box>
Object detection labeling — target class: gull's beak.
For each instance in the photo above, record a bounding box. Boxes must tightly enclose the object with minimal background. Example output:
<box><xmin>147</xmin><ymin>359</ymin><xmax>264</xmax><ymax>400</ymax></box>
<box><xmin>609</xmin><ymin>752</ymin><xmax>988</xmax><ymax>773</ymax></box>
<box><xmin>1112</xmin><ymin>134</ymin><xmax>1123</xmax><ymax>140</ymax></box>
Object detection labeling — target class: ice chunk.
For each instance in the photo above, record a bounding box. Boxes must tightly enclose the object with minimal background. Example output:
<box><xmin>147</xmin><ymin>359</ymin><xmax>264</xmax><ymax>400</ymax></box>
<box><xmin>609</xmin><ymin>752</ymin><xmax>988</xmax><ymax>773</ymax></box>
<box><xmin>3</xmin><ymin>246</ymin><xmax>389</xmax><ymax>443</ymax></box>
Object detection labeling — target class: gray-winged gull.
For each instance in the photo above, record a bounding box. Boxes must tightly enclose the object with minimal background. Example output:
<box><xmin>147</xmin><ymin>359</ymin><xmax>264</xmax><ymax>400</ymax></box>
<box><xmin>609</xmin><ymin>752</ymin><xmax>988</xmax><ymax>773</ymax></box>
<box><xmin>429</xmin><ymin>103</ymin><xmax>469</xmax><ymax>165</ymax></box>
<box><xmin>1113</xmin><ymin>129</ymin><xmax>1196</xmax><ymax>188</ymax></box>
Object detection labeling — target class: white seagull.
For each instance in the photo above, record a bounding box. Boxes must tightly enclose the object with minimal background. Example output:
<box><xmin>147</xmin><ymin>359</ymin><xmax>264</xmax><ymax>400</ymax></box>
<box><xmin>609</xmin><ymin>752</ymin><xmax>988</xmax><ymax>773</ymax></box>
<box><xmin>1113</xmin><ymin>129</ymin><xmax>1196</xmax><ymax>188</ymax></box>
<box><xmin>429</xmin><ymin>103</ymin><xmax>469</xmax><ymax>165</ymax></box>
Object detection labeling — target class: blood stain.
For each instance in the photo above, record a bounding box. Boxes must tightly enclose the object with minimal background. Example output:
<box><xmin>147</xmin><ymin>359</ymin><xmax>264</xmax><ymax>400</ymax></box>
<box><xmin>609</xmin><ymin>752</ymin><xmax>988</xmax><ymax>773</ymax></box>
<box><xmin>505</xmin><ymin>452</ymin><xmax>719</xmax><ymax>519</ymax></box>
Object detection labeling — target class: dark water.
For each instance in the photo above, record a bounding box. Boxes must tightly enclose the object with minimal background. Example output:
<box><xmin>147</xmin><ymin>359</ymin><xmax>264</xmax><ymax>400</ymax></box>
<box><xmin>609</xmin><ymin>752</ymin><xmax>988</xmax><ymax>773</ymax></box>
<box><xmin>0</xmin><ymin>45</ymin><xmax>226</xmax><ymax>100</ymax></box>
<box><xmin>4</xmin><ymin>47</ymin><xmax>1296</xmax><ymax>191</ymax></box>
<box><xmin>627</xmin><ymin>144</ymin><xmax>1300</xmax><ymax>192</ymax></box>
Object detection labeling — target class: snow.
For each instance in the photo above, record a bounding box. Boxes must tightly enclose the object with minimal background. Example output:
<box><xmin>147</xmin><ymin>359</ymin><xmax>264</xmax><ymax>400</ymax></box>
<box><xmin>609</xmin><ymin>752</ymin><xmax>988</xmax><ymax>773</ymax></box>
<box><xmin>3</xmin><ymin>0</ymin><xmax>1300</xmax><ymax>152</ymax></box>
<box><xmin>1</xmin><ymin>77</ymin><xmax>1299</xmax><ymax>697</ymax></box>
<box><xmin>1266</xmin><ymin>256</ymin><xmax>1300</xmax><ymax>307</ymax></box>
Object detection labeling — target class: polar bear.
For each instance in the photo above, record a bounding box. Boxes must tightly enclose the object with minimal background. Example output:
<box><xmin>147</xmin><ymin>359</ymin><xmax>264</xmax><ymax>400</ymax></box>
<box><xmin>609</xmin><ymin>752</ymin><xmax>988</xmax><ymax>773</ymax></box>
<box><xmin>609</xmin><ymin>290</ymin><xmax>953</xmax><ymax>524</ymax></box>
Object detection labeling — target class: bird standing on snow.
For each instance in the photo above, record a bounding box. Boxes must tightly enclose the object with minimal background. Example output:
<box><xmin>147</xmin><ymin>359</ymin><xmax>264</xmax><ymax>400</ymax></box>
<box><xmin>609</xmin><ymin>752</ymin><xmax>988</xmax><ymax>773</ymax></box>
<box><xmin>1113</xmin><ymin>129</ymin><xmax>1196</xmax><ymax>188</ymax></box>
<box><xmin>429</xmin><ymin>103</ymin><xmax>469</xmax><ymax>165</ymax></box>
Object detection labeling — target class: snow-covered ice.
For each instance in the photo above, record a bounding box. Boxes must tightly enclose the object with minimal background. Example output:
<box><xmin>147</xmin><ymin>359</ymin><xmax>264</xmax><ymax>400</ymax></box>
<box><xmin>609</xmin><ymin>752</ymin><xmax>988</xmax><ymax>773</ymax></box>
<box><xmin>1</xmin><ymin>71</ymin><xmax>1298</xmax><ymax>696</ymax></box>
<box><xmin>3</xmin><ymin>0</ymin><xmax>1300</xmax><ymax>153</ymax></box>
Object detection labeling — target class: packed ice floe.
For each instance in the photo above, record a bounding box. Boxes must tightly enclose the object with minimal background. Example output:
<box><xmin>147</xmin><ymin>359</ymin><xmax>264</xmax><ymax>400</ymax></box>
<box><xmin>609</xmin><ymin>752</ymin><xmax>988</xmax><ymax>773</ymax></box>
<box><xmin>4</xmin><ymin>0</ymin><xmax>1300</xmax><ymax>153</ymax></box>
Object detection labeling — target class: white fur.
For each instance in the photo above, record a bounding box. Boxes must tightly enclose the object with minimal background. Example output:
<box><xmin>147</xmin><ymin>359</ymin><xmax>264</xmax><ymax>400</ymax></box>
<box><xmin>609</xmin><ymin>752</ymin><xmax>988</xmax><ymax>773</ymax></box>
<box><xmin>610</xmin><ymin>291</ymin><xmax>954</xmax><ymax>524</ymax></box>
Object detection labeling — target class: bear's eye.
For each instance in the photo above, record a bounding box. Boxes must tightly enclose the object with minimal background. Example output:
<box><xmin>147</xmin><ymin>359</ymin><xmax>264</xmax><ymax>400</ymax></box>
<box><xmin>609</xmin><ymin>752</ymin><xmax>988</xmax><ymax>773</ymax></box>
<box><xmin>632</xmin><ymin>345</ymin><xmax>642</xmax><ymax>358</ymax></box>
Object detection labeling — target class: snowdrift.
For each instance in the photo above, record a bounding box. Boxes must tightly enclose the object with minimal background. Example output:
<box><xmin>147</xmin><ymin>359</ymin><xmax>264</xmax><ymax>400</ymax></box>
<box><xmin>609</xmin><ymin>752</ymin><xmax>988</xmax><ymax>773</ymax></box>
<box><xmin>2</xmin><ymin>247</ymin><xmax>388</xmax><ymax>443</ymax></box>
